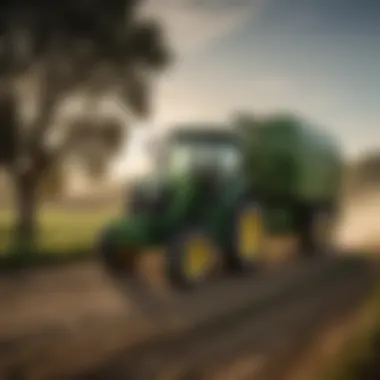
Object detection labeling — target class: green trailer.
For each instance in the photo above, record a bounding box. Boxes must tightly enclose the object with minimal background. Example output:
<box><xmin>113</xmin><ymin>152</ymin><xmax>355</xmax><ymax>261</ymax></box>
<box><xmin>242</xmin><ymin>115</ymin><xmax>342</xmax><ymax>241</ymax></box>
<box><xmin>98</xmin><ymin>114</ymin><xmax>343</xmax><ymax>293</ymax></box>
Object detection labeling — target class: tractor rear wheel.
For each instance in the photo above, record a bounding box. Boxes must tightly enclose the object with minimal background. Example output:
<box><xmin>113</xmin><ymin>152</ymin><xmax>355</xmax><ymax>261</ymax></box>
<box><xmin>298</xmin><ymin>203</ymin><xmax>338</xmax><ymax>257</ymax></box>
<box><xmin>226</xmin><ymin>199</ymin><xmax>265</xmax><ymax>274</ymax></box>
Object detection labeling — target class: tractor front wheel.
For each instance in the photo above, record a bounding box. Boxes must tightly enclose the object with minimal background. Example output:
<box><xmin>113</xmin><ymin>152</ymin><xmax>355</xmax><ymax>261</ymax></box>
<box><xmin>166</xmin><ymin>228</ymin><xmax>221</xmax><ymax>290</ymax></box>
<box><xmin>97</xmin><ymin>228</ymin><xmax>164</xmax><ymax>312</ymax></box>
<box><xmin>98</xmin><ymin>227</ymin><xmax>138</xmax><ymax>279</ymax></box>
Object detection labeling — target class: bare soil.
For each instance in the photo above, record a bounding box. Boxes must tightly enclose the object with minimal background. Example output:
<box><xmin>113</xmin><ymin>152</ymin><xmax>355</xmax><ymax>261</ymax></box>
<box><xmin>0</xmin><ymin>188</ymin><xmax>378</xmax><ymax>380</ymax></box>
<box><xmin>0</xmin><ymin>263</ymin><xmax>131</xmax><ymax>343</ymax></box>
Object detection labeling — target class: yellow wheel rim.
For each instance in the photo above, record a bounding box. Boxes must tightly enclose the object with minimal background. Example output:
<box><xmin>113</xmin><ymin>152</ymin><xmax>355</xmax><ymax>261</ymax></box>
<box><xmin>238</xmin><ymin>208</ymin><xmax>262</xmax><ymax>260</ymax></box>
<box><xmin>185</xmin><ymin>236</ymin><xmax>214</xmax><ymax>280</ymax></box>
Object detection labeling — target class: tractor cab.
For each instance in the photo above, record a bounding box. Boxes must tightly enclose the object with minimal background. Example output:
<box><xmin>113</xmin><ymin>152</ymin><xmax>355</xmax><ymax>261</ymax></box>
<box><xmin>128</xmin><ymin>125</ymin><xmax>245</xmax><ymax>215</ymax></box>
<box><xmin>99</xmin><ymin>123</ymin><xmax>263</xmax><ymax>306</ymax></box>
<box><xmin>163</xmin><ymin>126</ymin><xmax>244</xmax><ymax>179</ymax></box>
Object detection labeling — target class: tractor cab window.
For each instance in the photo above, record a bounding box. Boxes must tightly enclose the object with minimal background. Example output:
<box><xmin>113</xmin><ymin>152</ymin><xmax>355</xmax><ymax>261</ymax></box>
<box><xmin>167</xmin><ymin>135</ymin><xmax>242</xmax><ymax>176</ymax></box>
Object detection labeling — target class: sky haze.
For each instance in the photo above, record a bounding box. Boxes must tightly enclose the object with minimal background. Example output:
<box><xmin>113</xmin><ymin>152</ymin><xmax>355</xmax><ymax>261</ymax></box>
<box><xmin>119</xmin><ymin>0</ymin><xmax>380</xmax><ymax>177</ymax></box>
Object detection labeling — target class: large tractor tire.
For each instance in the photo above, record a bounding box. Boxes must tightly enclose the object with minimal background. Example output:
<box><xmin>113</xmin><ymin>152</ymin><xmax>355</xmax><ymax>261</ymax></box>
<box><xmin>166</xmin><ymin>227</ymin><xmax>221</xmax><ymax>290</ymax></box>
<box><xmin>298</xmin><ymin>203</ymin><xmax>338</xmax><ymax>257</ymax></box>
<box><xmin>226</xmin><ymin>198</ymin><xmax>265</xmax><ymax>274</ymax></box>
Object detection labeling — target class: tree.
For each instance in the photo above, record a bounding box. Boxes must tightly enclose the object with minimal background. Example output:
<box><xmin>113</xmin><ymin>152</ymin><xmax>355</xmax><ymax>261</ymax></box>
<box><xmin>0</xmin><ymin>0</ymin><xmax>171</xmax><ymax>253</ymax></box>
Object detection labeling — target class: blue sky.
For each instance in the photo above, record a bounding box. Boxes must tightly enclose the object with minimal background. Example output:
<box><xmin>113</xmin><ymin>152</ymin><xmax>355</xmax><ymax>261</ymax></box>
<box><xmin>122</xmin><ymin>0</ymin><xmax>379</xmax><ymax>176</ymax></box>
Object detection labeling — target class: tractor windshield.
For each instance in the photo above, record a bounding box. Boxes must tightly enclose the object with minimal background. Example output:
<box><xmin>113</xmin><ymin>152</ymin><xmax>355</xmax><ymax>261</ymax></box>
<box><xmin>166</xmin><ymin>131</ymin><xmax>242</xmax><ymax>176</ymax></box>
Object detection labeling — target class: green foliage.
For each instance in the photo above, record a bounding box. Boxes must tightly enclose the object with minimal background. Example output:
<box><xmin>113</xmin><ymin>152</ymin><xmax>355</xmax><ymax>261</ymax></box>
<box><xmin>0</xmin><ymin>0</ymin><xmax>171</xmax><ymax>249</ymax></box>
<box><xmin>0</xmin><ymin>0</ymin><xmax>171</xmax><ymax>166</ymax></box>
<box><xmin>0</xmin><ymin>0</ymin><xmax>170</xmax><ymax>82</ymax></box>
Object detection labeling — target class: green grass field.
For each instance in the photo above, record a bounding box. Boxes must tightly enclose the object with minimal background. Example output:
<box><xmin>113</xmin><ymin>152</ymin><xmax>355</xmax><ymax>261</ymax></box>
<box><xmin>0</xmin><ymin>208</ymin><xmax>118</xmax><ymax>257</ymax></box>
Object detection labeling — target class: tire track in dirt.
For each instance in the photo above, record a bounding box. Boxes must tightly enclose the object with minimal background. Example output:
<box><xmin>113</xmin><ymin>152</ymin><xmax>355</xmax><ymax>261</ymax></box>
<box><xmin>77</xmin><ymin>257</ymin><xmax>373</xmax><ymax>380</ymax></box>
<box><xmin>0</xmin><ymin>257</ymin><xmax>358</xmax><ymax>380</ymax></box>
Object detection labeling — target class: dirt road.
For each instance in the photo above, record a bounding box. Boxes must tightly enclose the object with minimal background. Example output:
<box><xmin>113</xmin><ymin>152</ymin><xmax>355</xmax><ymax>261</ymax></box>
<box><xmin>78</xmin><ymin>258</ymin><xmax>374</xmax><ymax>380</ymax></box>
<box><xmin>0</xmin><ymin>257</ymin><xmax>375</xmax><ymax>380</ymax></box>
<box><xmin>0</xmin><ymin>190</ymin><xmax>378</xmax><ymax>380</ymax></box>
<box><xmin>0</xmin><ymin>263</ymin><xmax>131</xmax><ymax>344</ymax></box>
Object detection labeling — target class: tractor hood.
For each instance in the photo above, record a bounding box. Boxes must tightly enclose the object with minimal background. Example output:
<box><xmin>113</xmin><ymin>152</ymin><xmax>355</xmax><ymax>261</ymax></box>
<box><xmin>106</xmin><ymin>216</ymin><xmax>151</xmax><ymax>247</ymax></box>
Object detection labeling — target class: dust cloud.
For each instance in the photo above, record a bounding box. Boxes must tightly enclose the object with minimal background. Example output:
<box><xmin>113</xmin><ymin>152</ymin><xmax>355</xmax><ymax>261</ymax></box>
<box><xmin>335</xmin><ymin>188</ymin><xmax>380</xmax><ymax>256</ymax></box>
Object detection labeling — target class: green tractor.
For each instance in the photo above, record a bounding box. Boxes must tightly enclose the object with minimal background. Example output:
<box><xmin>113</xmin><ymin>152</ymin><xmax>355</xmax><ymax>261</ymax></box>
<box><xmin>98</xmin><ymin>115</ymin><xmax>343</xmax><ymax>294</ymax></box>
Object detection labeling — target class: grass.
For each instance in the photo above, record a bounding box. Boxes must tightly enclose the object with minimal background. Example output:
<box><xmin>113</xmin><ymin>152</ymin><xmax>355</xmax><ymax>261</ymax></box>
<box><xmin>0</xmin><ymin>208</ymin><xmax>118</xmax><ymax>269</ymax></box>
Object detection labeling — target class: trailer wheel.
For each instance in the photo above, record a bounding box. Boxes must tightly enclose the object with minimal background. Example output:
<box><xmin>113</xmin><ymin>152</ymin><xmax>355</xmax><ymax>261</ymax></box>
<box><xmin>299</xmin><ymin>205</ymin><xmax>337</xmax><ymax>256</ymax></box>
<box><xmin>166</xmin><ymin>228</ymin><xmax>220</xmax><ymax>289</ymax></box>
<box><xmin>227</xmin><ymin>199</ymin><xmax>264</xmax><ymax>273</ymax></box>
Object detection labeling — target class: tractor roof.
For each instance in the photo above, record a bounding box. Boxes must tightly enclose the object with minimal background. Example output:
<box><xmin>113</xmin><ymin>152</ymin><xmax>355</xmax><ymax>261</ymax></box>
<box><xmin>167</xmin><ymin>123</ymin><xmax>239</xmax><ymax>144</ymax></box>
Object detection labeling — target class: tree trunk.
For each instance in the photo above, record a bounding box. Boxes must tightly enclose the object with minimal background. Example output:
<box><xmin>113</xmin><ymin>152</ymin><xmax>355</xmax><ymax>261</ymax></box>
<box><xmin>14</xmin><ymin>176</ymin><xmax>38</xmax><ymax>255</ymax></box>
